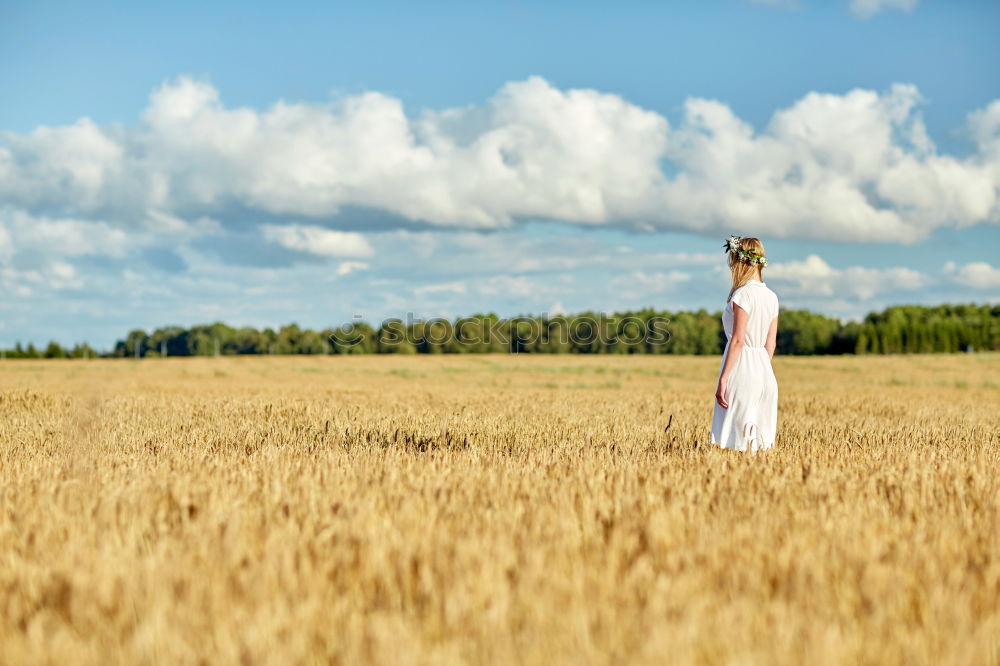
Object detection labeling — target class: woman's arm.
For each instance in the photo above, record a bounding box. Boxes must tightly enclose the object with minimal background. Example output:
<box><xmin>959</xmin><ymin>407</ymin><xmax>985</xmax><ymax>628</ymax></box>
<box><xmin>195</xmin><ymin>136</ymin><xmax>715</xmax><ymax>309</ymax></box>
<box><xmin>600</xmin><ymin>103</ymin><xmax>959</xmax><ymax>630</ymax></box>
<box><xmin>715</xmin><ymin>303</ymin><xmax>749</xmax><ymax>409</ymax></box>
<box><xmin>765</xmin><ymin>316</ymin><xmax>778</xmax><ymax>359</ymax></box>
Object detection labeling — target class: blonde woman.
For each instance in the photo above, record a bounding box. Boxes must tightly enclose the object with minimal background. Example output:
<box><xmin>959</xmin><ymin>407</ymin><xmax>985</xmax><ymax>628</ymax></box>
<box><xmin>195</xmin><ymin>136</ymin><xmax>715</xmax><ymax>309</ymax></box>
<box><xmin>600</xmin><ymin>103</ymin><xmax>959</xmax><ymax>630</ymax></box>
<box><xmin>712</xmin><ymin>236</ymin><xmax>780</xmax><ymax>452</ymax></box>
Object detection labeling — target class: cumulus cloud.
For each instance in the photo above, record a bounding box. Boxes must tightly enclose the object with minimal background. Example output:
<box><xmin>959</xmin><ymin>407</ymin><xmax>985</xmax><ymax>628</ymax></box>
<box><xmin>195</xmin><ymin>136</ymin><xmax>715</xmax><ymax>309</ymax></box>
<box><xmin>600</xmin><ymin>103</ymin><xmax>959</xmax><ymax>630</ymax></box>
<box><xmin>849</xmin><ymin>0</ymin><xmax>919</xmax><ymax>20</ymax></box>
<box><xmin>0</xmin><ymin>207</ymin><xmax>132</xmax><ymax>258</ymax></box>
<box><xmin>261</xmin><ymin>224</ymin><xmax>373</xmax><ymax>258</ymax></box>
<box><xmin>0</xmin><ymin>260</ymin><xmax>84</xmax><ymax>294</ymax></box>
<box><xmin>968</xmin><ymin>100</ymin><xmax>1000</xmax><ymax>164</ymax></box>
<box><xmin>943</xmin><ymin>261</ymin><xmax>1000</xmax><ymax>290</ymax></box>
<box><xmin>0</xmin><ymin>207</ymin><xmax>142</xmax><ymax>296</ymax></box>
<box><xmin>0</xmin><ymin>76</ymin><xmax>997</xmax><ymax>244</ymax></box>
<box><xmin>0</xmin><ymin>118</ymin><xmax>126</xmax><ymax>212</ymax></box>
<box><xmin>662</xmin><ymin>84</ymin><xmax>999</xmax><ymax>241</ymax></box>
<box><xmin>766</xmin><ymin>254</ymin><xmax>926</xmax><ymax>300</ymax></box>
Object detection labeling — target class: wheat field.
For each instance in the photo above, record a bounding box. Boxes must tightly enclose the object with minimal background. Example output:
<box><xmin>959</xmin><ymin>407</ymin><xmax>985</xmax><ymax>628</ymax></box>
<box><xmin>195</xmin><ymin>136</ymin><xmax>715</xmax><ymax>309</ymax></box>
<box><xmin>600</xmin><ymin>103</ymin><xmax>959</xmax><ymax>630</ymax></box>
<box><xmin>0</xmin><ymin>354</ymin><xmax>997</xmax><ymax>665</ymax></box>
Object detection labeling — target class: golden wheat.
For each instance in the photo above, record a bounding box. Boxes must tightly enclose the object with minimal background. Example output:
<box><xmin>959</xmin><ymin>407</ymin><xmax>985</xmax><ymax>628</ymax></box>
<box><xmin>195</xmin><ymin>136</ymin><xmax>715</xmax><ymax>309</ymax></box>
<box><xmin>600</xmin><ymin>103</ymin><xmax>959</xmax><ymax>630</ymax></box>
<box><xmin>0</xmin><ymin>354</ymin><xmax>998</xmax><ymax>665</ymax></box>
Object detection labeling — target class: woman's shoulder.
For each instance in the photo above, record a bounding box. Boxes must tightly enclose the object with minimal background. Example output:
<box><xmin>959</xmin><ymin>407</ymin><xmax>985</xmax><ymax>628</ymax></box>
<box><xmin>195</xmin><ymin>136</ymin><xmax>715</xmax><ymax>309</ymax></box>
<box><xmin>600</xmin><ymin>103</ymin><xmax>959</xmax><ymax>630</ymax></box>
<box><xmin>761</xmin><ymin>283</ymin><xmax>780</xmax><ymax>308</ymax></box>
<box><xmin>730</xmin><ymin>281</ymin><xmax>777</xmax><ymax>306</ymax></box>
<box><xmin>733</xmin><ymin>281</ymin><xmax>778</xmax><ymax>309</ymax></box>
<box><xmin>734</xmin><ymin>281</ymin><xmax>767</xmax><ymax>297</ymax></box>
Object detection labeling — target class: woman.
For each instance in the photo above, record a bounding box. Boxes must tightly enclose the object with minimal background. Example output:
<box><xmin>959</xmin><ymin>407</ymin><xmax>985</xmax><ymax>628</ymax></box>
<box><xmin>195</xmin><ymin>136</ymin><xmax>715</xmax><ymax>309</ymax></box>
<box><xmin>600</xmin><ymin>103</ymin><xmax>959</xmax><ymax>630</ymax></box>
<box><xmin>711</xmin><ymin>236</ymin><xmax>780</xmax><ymax>452</ymax></box>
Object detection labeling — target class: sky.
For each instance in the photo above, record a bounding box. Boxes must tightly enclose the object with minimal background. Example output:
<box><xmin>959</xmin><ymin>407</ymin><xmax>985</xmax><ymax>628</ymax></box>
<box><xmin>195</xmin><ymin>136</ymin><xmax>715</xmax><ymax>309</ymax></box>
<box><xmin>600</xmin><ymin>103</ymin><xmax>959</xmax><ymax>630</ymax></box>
<box><xmin>1</xmin><ymin>0</ymin><xmax>998</xmax><ymax>349</ymax></box>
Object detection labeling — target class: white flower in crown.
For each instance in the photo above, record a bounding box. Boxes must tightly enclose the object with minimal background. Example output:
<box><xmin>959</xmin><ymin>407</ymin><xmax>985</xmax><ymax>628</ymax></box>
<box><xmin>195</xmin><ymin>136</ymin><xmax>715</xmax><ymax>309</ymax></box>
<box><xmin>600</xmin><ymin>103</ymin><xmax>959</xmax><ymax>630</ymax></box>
<box><xmin>759</xmin><ymin>256</ymin><xmax>768</xmax><ymax>267</ymax></box>
<box><xmin>724</xmin><ymin>235</ymin><xmax>742</xmax><ymax>253</ymax></box>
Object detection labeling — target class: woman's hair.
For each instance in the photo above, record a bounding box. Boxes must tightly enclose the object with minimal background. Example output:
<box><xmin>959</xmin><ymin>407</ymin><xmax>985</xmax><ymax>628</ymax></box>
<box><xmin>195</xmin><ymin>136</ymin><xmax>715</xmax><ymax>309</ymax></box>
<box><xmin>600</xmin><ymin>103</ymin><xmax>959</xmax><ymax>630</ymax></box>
<box><xmin>728</xmin><ymin>236</ymin><xmax>766</xmax><ymax>294</ymax></box>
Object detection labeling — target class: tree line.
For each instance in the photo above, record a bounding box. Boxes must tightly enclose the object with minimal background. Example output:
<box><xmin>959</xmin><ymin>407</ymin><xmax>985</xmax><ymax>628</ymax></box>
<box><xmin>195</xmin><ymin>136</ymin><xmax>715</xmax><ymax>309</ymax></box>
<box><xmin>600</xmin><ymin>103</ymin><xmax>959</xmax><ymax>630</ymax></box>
<box><xmin>2</xmin><ymin>304</ymin><xmax>997</xmax><ymax>359</ymax></box>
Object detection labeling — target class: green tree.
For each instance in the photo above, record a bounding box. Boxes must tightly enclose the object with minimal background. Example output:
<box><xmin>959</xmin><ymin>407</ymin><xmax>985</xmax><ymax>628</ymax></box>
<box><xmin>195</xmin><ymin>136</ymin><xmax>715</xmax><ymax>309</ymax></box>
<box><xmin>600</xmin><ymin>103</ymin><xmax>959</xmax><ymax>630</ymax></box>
<box><xmin>43</xmin><ymin>341</ymin><xmax>66</xmax><ymax>358</ymax></box>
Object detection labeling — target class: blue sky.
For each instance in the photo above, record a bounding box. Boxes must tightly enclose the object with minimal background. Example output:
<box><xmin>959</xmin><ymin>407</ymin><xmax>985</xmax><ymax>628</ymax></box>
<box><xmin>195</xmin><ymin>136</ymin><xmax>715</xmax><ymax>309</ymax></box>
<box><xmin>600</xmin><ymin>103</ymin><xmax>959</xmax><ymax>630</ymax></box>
<box><xmin>1</xmin><ymin>0</ymin><xmax>998</xmax><ymax>349</ymax></box>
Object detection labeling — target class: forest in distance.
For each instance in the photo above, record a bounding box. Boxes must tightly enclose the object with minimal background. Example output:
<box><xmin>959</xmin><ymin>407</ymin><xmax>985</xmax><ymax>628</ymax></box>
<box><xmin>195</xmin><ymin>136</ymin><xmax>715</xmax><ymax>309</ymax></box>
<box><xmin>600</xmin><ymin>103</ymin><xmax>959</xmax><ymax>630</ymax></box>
<box><xmin>3</xmin><ymin>303</ymin><xmax>998</xmax><ymax>359</ymax></box>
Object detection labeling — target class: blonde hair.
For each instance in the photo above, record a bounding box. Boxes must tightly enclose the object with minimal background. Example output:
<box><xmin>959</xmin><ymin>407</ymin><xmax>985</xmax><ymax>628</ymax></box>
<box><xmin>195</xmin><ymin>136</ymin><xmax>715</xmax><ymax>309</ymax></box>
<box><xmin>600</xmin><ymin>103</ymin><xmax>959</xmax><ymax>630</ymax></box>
<box><xmin>728</xmin><ymin>236</ymin><xmax>765</xmax><ymax>297</ymax></box>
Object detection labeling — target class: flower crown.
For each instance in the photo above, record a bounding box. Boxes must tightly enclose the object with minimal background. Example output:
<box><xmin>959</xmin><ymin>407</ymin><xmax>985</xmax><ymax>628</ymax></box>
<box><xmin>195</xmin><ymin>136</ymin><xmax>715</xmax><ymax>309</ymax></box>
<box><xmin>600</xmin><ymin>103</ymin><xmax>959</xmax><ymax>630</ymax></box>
<box><xmin>723</xmin><ymin>235</ymin><xmax>768</xmax><ymax>267</ymax></box>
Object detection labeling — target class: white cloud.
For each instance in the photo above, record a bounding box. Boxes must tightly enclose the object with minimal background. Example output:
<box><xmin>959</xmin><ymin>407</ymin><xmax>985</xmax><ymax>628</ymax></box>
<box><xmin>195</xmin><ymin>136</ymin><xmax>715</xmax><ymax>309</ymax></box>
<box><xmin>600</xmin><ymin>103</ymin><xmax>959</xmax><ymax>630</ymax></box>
<box><xmin>849</xmin><ymin>0</ymin><xmax>918</xmax><ymax>20</ymax></box>
<box><xmin>943</xmin><ymin>261</ymin><xmax>1000</xmax><ymax>290</ymax></box>
<box><xmin>0</xmin><ymin>224</ymin><xmax>11</xmax><ymax>263</ymax></box>
<box><xmin>369</xmin><ymin>229</ymin><xmax>720</xmax><ymax>278</ymax></box>
<box><xmin>0</xmin><ymin>76</ymin><xmax>997</xmax><ymax>245</ymax></box>
<box><xmin>413</xmin><ymin>280</ymin><xmax>467</xmax><ymax>296</ymax></box>
<box><xmin>49</xmin><ymin>261</ymin><xmax>82</xmax><ymax>289</ymax></box>
<box><xmin>0</xmin><ymin>207</ymin><xmax>132</xmax><ymax>258</ymax></box>
<box><xmin>261</xmin><ymin>224</ymin><xmax>373</xmax><ymax>258</ymax></box>
<box><xmin>660</xmin><ymin>84</ymin><xmax>999</xmax><ymax>242</ymax></box>
<box><xmin>145</xmin><ymin>210</ymin><xmax>223</xmax><ymax>238</ymax></box>
<box><xmin>0</xmin><ymin>260</ymin><xmax>84</xmax><ymax>294</ymax></box>
<box><xmin>611</xmin><ymin>270</ymin><xmax>692</xmax><ymax>295</ymax></box>
<box><xmin>0</xmin><ymin>118</ymin><xmax>126</xmax><ymax>212</ymax></box>
<box><xmin>766</xmin><ymin>254</ymin><xmax>926</xmax><ymax>300</ymax></box>
<box><xmin>335</xmin><ymin>261</ymin><xmax>369</xmax><ymax>276</ymax></box>
<box><xmin>475</xmin><ymin>275</ymin><xmax>553</xmax><ymax>299</ymax></box>
<box><xmin>968</xmin><ymin>100</ymin><xmax>1000</xmax><ymax>167</ymax></box>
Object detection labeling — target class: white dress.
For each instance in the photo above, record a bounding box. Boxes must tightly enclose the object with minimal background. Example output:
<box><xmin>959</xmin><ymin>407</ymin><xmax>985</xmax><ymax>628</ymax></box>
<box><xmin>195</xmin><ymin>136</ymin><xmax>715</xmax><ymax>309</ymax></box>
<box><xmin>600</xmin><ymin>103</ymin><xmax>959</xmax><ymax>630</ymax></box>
<box><xmin>711</xmin><ymin>280</ymin><xmax>779</xmax><ymax>452</ymax></box>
